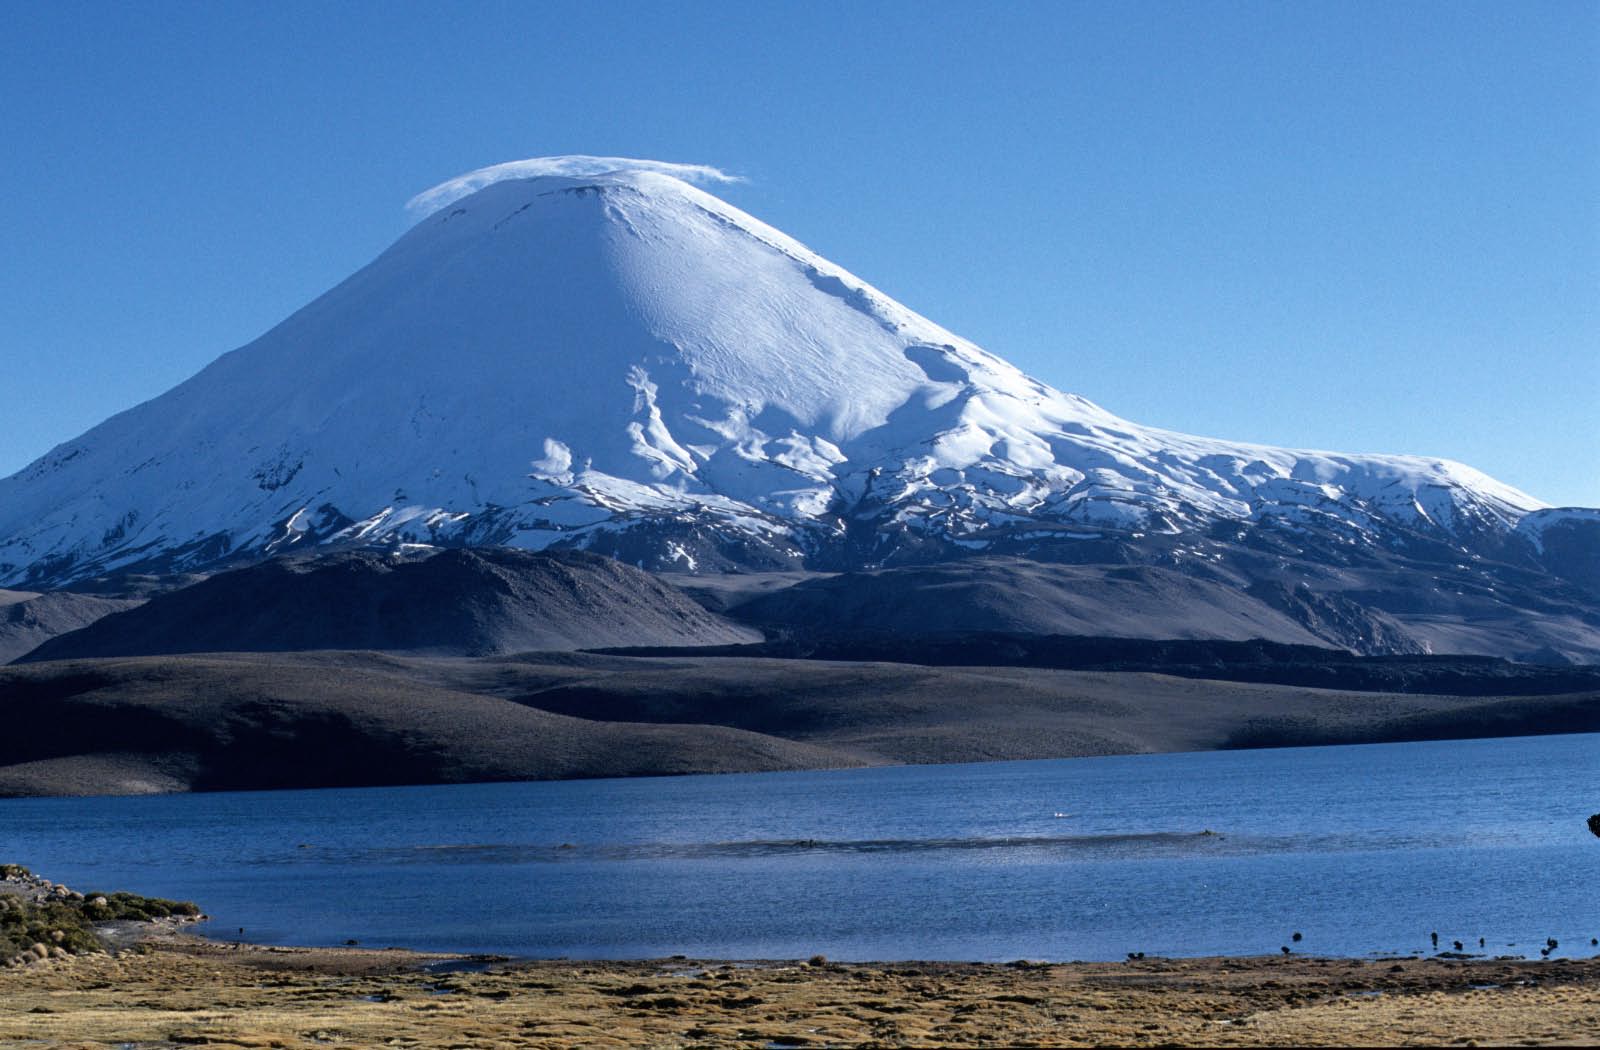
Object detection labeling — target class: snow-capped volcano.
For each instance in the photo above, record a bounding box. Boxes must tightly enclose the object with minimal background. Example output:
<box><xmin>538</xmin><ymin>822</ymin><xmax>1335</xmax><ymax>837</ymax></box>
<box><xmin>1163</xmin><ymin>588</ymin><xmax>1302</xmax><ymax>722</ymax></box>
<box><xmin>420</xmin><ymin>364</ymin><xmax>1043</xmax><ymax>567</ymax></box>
<box><xmin>0</xmin><ymin>157</ymin><xmax>1585</xmax><ymax>636</ymax></box>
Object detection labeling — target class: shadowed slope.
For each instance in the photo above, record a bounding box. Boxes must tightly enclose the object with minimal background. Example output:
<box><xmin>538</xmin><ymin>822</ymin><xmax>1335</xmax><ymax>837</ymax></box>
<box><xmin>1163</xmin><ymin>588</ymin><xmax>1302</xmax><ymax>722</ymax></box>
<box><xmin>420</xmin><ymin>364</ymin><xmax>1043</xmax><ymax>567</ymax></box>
<box><xmin>19</xmin><ymin>548</ymin><xmax>758</xmax><ymax>662</ymax></box>
<box><xmin>0</xmin><ymin>653</ymin><xmax>860</xmax><ymax>797</ymax></box>
<box><xmin>0</xmin><ymin>591</ymin><xmax>144</xmax><ymax>664</ymax></box>
<box><xmin>2</xmin><ymin>649</ymin><xmax>1593</xmax><ymax>797</ymax></box>
<box><xmin>727</xmin><ymin>559</ymin><xmax>1334</xmax><ymax>645</ymax></box>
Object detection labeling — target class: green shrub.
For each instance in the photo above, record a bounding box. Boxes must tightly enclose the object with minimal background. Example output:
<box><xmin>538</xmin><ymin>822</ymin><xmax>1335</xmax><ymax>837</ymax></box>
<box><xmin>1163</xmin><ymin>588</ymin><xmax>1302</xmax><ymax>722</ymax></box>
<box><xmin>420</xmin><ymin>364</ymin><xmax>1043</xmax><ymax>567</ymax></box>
<box><xmin>79</xmin><ymin>891</ymin><xmax>201</xmax><ymax>922</ymax></box>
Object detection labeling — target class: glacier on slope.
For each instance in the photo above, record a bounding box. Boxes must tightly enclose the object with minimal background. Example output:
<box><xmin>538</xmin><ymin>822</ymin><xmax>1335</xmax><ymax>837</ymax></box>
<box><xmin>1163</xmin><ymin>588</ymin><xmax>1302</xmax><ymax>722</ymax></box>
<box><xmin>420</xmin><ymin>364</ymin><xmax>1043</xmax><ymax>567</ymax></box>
<box><xmin>0</xmin><ymin>158</ymin><xmax>1562</xmax><ymax>591</ymax></box>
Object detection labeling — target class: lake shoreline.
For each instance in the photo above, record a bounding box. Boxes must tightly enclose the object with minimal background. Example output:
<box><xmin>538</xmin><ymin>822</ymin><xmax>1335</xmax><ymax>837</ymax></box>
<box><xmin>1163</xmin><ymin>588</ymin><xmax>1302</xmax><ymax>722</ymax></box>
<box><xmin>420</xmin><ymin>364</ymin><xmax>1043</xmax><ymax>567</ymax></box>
<box><xmin>4</xmin><ymin>930</ymin><xmax>1597</xmax><ymax>1047</ymax></box>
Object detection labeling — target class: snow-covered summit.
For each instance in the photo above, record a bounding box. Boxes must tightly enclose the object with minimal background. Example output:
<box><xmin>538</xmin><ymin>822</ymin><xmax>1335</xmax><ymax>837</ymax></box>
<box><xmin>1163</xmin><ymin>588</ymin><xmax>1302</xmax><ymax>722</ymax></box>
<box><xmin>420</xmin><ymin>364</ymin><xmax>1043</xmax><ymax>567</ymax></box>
<box><xmin>0</xmin><ymin>157</ymin><xmax>1559</xmax><ymax>586</ymax></box>
<box><xmin>405</xmin><ymin>155</ymin><xmax>741</xmax><ymax>217</ymax></box>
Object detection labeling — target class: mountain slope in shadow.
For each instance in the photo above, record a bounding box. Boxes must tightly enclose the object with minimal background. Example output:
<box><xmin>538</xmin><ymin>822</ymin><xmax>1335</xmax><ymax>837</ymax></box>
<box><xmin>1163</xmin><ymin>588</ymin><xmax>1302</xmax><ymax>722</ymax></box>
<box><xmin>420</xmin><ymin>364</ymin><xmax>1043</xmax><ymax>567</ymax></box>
<box><xmin>19</xmin><ymin>548</ymin><xmax>759</xmax><ymax>662</ymax></box>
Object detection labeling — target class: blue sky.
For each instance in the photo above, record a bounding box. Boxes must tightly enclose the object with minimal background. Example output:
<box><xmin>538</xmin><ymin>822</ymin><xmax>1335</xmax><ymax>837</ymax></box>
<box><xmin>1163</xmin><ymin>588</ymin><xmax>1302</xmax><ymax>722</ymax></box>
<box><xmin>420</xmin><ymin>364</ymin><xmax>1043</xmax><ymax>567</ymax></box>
<box><xmin>3</xmin><ymin>0</ymin><xmax>1596</xmax><ymax>505</ymax></box>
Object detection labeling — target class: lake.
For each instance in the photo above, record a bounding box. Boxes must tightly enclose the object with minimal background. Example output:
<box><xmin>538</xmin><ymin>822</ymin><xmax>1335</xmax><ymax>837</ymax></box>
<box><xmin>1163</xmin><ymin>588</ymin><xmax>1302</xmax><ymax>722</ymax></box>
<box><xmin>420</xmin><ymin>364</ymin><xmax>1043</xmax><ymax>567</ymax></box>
<box><xmin>2</xmin><ymin>733</ymin><xmax>1596</xmax><ymax>962</ymax></box>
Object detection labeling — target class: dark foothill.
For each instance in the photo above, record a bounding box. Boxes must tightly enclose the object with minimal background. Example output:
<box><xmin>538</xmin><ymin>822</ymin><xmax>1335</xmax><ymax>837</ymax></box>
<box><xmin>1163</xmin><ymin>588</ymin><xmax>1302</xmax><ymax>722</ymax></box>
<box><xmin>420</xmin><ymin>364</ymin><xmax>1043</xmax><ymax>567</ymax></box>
<box><xmin>20</xmin><ymin>547</ymin><xmax>757</xmax><ymax>663</ymax></box>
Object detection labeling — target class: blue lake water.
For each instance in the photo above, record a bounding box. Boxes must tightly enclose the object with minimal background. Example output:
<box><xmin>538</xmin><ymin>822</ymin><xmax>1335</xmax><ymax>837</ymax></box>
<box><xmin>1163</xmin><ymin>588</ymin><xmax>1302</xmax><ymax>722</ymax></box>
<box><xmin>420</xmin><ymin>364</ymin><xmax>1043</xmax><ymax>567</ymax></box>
<box><xmin>2</xmin><ymin>733</ymin><xmax>1596</xmax><ymax>962</ymax></box>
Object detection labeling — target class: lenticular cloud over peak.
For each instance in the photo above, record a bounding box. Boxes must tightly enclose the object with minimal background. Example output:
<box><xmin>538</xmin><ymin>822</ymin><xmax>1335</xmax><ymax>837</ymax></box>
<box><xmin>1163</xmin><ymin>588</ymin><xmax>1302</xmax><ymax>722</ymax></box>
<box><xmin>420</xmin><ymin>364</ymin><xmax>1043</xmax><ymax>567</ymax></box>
<box><xmin>406</xmin><ymin>155</ymin><xmax>741</xmax><ymax>216</ymax></box>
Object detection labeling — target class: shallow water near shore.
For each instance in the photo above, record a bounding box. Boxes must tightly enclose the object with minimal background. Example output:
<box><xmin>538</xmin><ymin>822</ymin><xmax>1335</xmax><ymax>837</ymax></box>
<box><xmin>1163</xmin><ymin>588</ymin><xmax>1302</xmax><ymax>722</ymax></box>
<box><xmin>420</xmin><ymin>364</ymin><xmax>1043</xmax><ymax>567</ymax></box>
<box><xmin>2</xmin><ymin>733</ymin><xmax>1596</xmax><ymax>961</ymax></box>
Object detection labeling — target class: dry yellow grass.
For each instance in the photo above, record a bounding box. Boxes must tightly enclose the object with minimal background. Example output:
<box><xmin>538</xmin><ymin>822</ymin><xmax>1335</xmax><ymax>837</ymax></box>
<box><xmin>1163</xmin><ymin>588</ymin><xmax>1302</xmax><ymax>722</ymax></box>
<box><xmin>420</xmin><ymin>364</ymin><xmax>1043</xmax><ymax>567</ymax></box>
<box><xmin>1</xmin><ymin>938</ymin><xmax>1596</xmax><ymax>1048</ymax></box>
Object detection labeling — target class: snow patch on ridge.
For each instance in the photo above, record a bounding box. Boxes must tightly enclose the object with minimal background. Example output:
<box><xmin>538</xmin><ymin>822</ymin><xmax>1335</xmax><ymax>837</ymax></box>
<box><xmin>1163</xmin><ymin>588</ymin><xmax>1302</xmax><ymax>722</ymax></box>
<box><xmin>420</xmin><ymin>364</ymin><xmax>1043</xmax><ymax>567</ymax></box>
<box><xmin>1516</xmin><ymin>507</ymin><xmax>1600</xmax><ymax>554</ymax></box>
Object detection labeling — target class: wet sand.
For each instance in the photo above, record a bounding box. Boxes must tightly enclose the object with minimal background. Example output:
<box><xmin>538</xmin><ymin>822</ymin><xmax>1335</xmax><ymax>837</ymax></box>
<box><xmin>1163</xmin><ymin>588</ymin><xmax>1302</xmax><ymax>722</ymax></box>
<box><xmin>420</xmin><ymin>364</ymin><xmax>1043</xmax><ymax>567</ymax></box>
<box><xmin>2</xmin><ymin>934</ymin><xmax>1597</xmax><ymax>1047</ymax></box>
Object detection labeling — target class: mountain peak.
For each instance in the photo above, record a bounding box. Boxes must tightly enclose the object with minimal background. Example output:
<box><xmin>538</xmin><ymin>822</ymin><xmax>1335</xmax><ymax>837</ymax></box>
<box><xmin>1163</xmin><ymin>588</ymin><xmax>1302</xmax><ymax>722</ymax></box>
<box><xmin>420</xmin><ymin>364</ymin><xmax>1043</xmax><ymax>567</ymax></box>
<box><xmin>0</xmin><ymin>160</ymin><xmax>1582</xmax><ymax>661</ymax></box>
<box><xmin>405</xmin><ymin>155</ymin><xmax>741</xmax><ymax>218</ymax></box>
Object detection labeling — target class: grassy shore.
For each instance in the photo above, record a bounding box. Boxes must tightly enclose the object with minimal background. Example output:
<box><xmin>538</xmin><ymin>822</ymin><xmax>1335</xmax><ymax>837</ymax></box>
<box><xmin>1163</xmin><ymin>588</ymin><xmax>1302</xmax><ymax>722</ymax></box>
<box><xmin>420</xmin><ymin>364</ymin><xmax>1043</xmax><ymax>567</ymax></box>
<box><xmin>2</xmin><ymin>933</ymin><xmax>1597</xmax><ymax>1048</ymax></box>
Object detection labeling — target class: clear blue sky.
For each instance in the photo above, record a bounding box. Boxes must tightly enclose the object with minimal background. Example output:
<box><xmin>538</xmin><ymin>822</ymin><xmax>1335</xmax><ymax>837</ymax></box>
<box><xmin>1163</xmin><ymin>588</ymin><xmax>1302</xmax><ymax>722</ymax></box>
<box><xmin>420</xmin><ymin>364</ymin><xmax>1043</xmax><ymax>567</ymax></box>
<box><xmin>3</xmin><ymin>0</ymin><xmax>1596</xmax><ymax>506</ymax></box>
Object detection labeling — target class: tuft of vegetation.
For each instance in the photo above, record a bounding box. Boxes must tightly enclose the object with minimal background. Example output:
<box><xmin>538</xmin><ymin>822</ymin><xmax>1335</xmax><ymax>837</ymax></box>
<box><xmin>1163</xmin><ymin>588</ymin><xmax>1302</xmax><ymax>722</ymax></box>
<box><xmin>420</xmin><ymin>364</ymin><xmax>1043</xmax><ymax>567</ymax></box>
<box><xmin>0</xmin><ymin>865</ymin><xmax>31</xmax><ymax>879</ymax></box>
<box><xmin>79</xmin><ymin>891</ymin><xmax>201</xmax><ymax>923</ymax></box>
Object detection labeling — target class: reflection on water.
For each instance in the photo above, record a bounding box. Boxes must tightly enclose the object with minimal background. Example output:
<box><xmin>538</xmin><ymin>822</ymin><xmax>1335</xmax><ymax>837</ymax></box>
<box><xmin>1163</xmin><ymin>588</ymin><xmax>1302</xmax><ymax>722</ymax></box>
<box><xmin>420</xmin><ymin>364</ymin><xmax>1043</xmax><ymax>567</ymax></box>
<box><xmin>2</xmin><ymin>732</ymin><xmax>1596</xmax><ymax>962</ymax></box>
